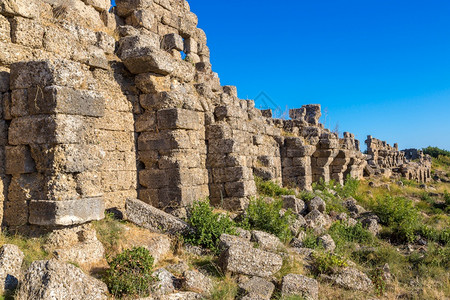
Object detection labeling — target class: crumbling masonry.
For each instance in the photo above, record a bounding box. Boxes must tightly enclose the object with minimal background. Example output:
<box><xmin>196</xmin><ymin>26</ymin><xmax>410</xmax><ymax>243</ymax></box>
<box><xmin>0</xmin><ymin>0</ymin><xmax>431</xmax><ymax>231</ymax></box>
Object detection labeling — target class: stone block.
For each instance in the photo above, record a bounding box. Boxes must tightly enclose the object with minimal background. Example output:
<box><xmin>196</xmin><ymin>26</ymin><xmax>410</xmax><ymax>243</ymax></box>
<box><xmin>10</xmin><ymin>88</ymin><xmax>28</xmax><ymax>117</ymax></box>
<box><xmin>125</xmin><ymin>198</ymin><xmax>192</xmax><ymax>234</ymax></box>
<box><xmin>10</xmin><ymin>17</ymin><xmax>44</xmax><ymax>48</ymax></box>
<box><xmin>251</xmin><ymin>230</ymin><xmax>283</xmax><ymax>252</ymax></box>
<box><xmin>10</xmin><ymin>60</ymin><xmax>90</xmax><ymax>90</ymax></box>
<box><xmin>116</xmin><ymin>0</ymin><xmax>153</xmax><ymax>17</ymax></box>
<box><xmin>281</xmin><ymin>274</ymin><xmax>318</xmax><ymax>300</ymax></box>
<box><xmin>95</xmin><ymin>31</ymin><xmax>116</xmax><ymax>54</ymax></box>
<box><xmin>29</xmin><ymin>198</ymin><xmax>105</xmax><ymax>226</ymax></box>
<box><xmin>162</xmin><ymin>33</ymin><xmax>184</xmax><ymax>51</ymax></box>
<box><xmin>5</xmin><ymin>145</ymin><xmax>36</xmax><ymax>174</ymax></box>
<box><xmin>224</xmin><ymin>180</ymin><xmax>256</xmax><ymax>197</ymax></box>
<box><xmin>135</xmin><ymin>73</ymin><xmax>171</xmax><ymax>94</ymax></box>
<box><xmin>118</xmin><ymin>34</ymin><xmax>159</xmax><ymax>56</ymax></box>
<box><xmin>282</xmin><ymin>195</ymin><xmax>305</xmax><ymax>215</ymax></box>
<box><xmin>212</xmin><ymin>166</ymin><xmax>251</xmax><ymax>183</ymax></box>
<box><xmin>9</xmin><ymin>115</ymin><xmax>96</xmax><ymax>145</ymax></box>
<box><xmin>0</xmin><ymin>42</ymin><xmax>32</xmax><ymax>66</ymax></box>
<box><xmin>157</xmin><ymin>108</ymin><xmax>201</xmax><ymax>130</ymax></box>
<box><xmin>0</xmin><ymin>244</ymin><xmax>24</xmax><ymax>294</ymax></box>
<box><xmin>2</xmin><ymin>199</ymin><xmax>28</xmax><ymax>227</ymax></box>
<box><xmin>239</xmin><ymin>276</ymin><xmax>275</xmax><ymax>300</ymax></box>
<box><xmin>0</xmin><ymin>15</ymin><xmax>10</xmax><ymax>42</ymax></box>
<box><xmin>27</xmin><ymin>86</ymin><xmax>105</xmax><ymax>117</ymax></box>
<box><xmin>128</xmin><ymin>9</ymin><xmax>155</xmax><ymax>30</ymax></box>
<box><xmin>0</xmin><ymin>0</ymin><xmax>39</xmax><ymax>18</ymax></box>
<box><xmin>121</xmin><ymin>46</ymin><xmax>174</xmax><ymax>75</ymax></box>
<box><xmin>135</xmin><ymin>111</ymin><xmax>156</xmax><ymax>132</ymax></box>
<box><xmin>0</xmin><ymin>68</ymin><xmax>9</xmax><ymax>93</ymax></box>
<box><xmin>219</xmin><ymin>242</ymin><xmax>282</xmax><ymax>277</ymax></box>
<box><xmin>82</xmin><ymin>0</ymin><xmax>109</xmax><ymax>12</ymax></box>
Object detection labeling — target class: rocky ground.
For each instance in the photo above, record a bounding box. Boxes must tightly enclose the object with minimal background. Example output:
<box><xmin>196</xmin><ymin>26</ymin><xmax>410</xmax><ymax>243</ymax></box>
<box><xmin>0</xmin><ymin>157</ymin><xmax>449</xmax><ymax>300</ymax></box>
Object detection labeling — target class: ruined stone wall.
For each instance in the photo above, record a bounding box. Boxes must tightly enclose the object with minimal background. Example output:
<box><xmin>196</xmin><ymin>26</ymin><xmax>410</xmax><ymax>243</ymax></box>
<box><xmin>365</xmin><ymin>136</ymin><xmax>431</xmax><ymax>182</ymax></box>
<box><xmin>0</xmin><ymin>0</ymin><xmax>431</xmax><ymax>231</ymax></box>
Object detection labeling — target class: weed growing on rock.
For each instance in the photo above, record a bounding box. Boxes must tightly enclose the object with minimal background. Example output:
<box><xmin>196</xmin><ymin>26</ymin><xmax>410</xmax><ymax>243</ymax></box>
<box><xmin>243</xmin><ymin>197</ymin><xmax>295</xmax><ymax>242</ymax></box>
<box><xmin>104</xmin><ymin>247</ymin><xmax>155</xmax><ymax>298</ymax></box>
<box><xmin>311</xmin><ymin>251</ymin><xmax>347</xmax><ymax>275</ymax></box>
<box><xmin>329</xmin><ymin>221</ymin><xmax>374</xmax><ymax>251</ymax></box>
<box><xmin>255</xmin><ymin>177</ymin><xmax>296</xmax><ymax>197</ymax></box>
<box><xmin>184</xmin><ymin>200</ymin><xmax>236</xmax><ymax>253</ymax></box>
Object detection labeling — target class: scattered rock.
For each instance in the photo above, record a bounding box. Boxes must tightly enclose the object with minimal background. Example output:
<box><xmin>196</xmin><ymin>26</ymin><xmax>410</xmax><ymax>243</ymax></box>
<box><xmin>361</xmin><ymin>218</ymin><xmax>380</xmax><ymax>236</ymax></box>
<box><xmin>152</xmin><ymin>268</ymin><xmax>178</xmax><ymax>296</ymax></box>
<box><xmin>0</xmin><ymin>244</ymin><xmax>24</xmax><ymax>294</ymax></box>
<box><xmin>318</xmin><ymin>234</ymin><xmax>336</xmax><ymax>252</ymax></box>
<box><xmin>239</xmin><ymin>276</ymin><xmax>275</xmax><ymax>300</ymax></box>
<box><xmin>126</xmin><ymin>232</ymin><xmax>172</xmax><ymax>264</ymax></box>
<box><xmin>183</xmin><ymin>270</ymin><xmax>213</xmax><ymax>295</ymax></box>
<box><xmin>281</xmin><ymin>274</ymin><xmax>319</xmax><ymax>300</ymax></box>
<box><xmin>219</xmin><ymin>235</ymin><xmax>283</xmax><ymax>277</ymax></box>
<box><xmin>330</xmin><ymin>267</ymin><xmax>373</xmax><ymax>291</ymax></box>
<box><xmin>305</xmin><ymin>209</ymin><xmax>330</xmax><ymax>229</ymax></box>
<box><xmin>44</xmin><ymin>224</ymin><xmax>105</xmax><ymax>265</ymax></box>
<box><xmin>166</xmin><ymin>261</ymin><xmax>190</xmax><ymax>275</ymax></box>
<box><xmin>235</xmin><ymin>227</ymin><xmax>251</xmax><ymax>240</ymax></box>
<box><xmin>308</xmin><ymin>196</ymin><xmax>326</xmax><ymax>213</ymax></box>
<box><xmin>126</xmin><ymin>198</ymin><xmax>192</xmax><ymax>235</ymax></box>
<box><xmin>282</xmin><ymin>195</ymin><xmax>306</xmax><ymax>215</ymax></box>
<box><xmin>250</xmin><ymin>230</ymin><xmax>284</xmax><ymax>252</ymax></box>
<box><xmin>17</xmin><ymin>259</ymin><xmax>108</xmax><ymax>300</ymax></box>
<box><xmin>160</xmin><ymin>292</ymin><xmax>203</xmax><ymax>300</ymax></box>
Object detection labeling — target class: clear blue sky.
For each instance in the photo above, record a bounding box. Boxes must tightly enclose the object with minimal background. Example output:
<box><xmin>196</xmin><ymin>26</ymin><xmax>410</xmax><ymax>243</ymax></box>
<box><xmin>188</xmin><ymin>0</ymin><xmax>450</xmax><ymax>151</ymax></box>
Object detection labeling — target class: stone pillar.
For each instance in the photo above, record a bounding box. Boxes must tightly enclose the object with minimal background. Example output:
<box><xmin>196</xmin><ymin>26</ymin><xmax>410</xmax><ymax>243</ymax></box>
<box><xmin>4</xmin><ymin>60</ymin><xmax>105</xmax><ymax>228</ymax></box>
<box><xmin>281</xmin><ymin>137</ymin><xmax>315</xmax><ymax>191</ymax></box>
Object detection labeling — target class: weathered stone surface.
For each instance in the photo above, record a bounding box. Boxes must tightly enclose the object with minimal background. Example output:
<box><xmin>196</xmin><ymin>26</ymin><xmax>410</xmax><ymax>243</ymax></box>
<box><xmin>308</xmin><ymin>196</ymin><xmax>326</xmax><ymax>213</ymax></box>
<box><xmin>0</xmin><ymin>244</ymin><xmax>24</xmax><ymax>294</ymax></box>
<box><xmin>44</xmin><ymin>224</ymin><xmax>105</xmax><ymax>265</ymax></box>
<box><xmin>305</xmin><ymin>209</ymin><xmax>330</xmax><ymax>229</ymax></box>
<box><xmin>126</xmin><ymin>198</ymin><xmax>191</xmax><ymax>234</ymax></box>
<box><xmin>10</xmin><ymin>17</ymin><xmax>44</xmax><ymax>48</ymax></box>
<box><xmin>160</xmin><ymin>292</ymin><xmax>203</xmax><ymax>300</ymax></box>
<box><xmin>0</xmin><ymin>0</ymin><xmax>39</xmax><ymax>18</ymax></box>
<box><xmin>281</xmin><ymin>274</ymin><xmax>319</xmax><ymax>300</ymax></box>
<box><xmin>282</xmin><ymin>195</ymin><xmax>305</xmax><ymax>215</ymax></box>
<box><xmin>183</xmin><ymin>270</ymin><xmax>213</xmax><ymax>295</ymax></box>
<box><xmin>318</xmin><ymin>234</ymin><xmax>335</xmax><ymax>252</ymax></box>
<box><xmin>17</xmin><ymin>259</ymin><xmax>108</xmax><ymax>300</ymax></box>
<box><xmin>250</xmin><ymin>230</ymin><xmax>283</xmax><ymax>252</ymax></box>
<box><xmin>162</xmin><ymin>33</ymin><xmax>184</xmax><ymax>51</ymax></box>
<box><xmin>152</xmin><ymin>268</ymin><xmax>177</xmax><ymax>296</ymax></box>
<box><xmin>330</xmin><ymin>267</ymin><xmax>373</xmax><ymax>291</ymax></box>
<box><xmin>0</xmin><ymin>15</ymin><xmax>10</xmax><ymax>43</ymax></box>
<box><xmin>121</xmin><ymin>46</ymin><xmax>174</xmax><ymax>75</ymax></box>
<box><xmin>5</xmin><ymin>145</ymin><xmax>36</xmax><ymax>174</ymax></box>
<box><xmin>116</xmin><ymin>0</ymin><xmax>153</xmax><ymax>17</ymax></box>
<box><xmin>219</xmin><ymin>238</ymin><xmax>282</xmax><ymax>277</ymax></box>
<box><xmin>238</xmin><ymin>276</ymin><xmax>275</xmax><ymax>300</ymax></box>
<box><xmin>135</xmin><ymin>73</ymin><xmax>171</xmax><ymax>94</ymax></box>
<box><xmin>28</xmin><ymin>198</ymin><xmax>105</xmax><ymax>226</ymax></box>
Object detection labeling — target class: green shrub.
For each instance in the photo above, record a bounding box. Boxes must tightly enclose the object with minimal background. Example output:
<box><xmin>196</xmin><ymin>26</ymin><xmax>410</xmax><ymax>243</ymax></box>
<box><xmin>105</xmin><ymin>247</ymin><xmax>155</xmax><ymax>297</ymax></box>
<box><xmin>243</xmin><ymin>197</ymin><xmax>295</xmax><ymax>242</ymax></box>
<box><xmin>372</xmin><ymin>195</ymin><xmax>420</xmax><ymax>243</ymax></box>
<box><xmin>444</xmin><ymin>191</ymin><xmax>450</xmax><ymax>206</ymax></box>
<box><xmin>338</xmin><ymin>175</ymin><xmax>360</xmax><ymax>199</ymax></box>
<box><xmin>92</xmin><ymin>212</ymin><xmax>124</xmax><ymax>256</ymax></box>
<box><xmin>301</xmin><ymin>228</ymin><xmax>320</xmax><ymax>249</ymax></box>
<box><xmin>255</xmin><ymin>177</ymin><xmax>296</xmax><ymax>197</ymax></box>
<box><xmin>423</xmin><ymin>146</ymin><xmax>450</xmax><ymax>158</ymax></box>
<box><xmin>370</xmin><ymin>268</ymin><xmax>386</xmax><ymax>296</ymax></box>
<box><xmin>311</xmin><ymin>251</ymin><xmax>347</xmax><ymax>275</ymax></box>
<box><xmin>184</xmin><ymin>200</ymin><xmax>237</xmax><ymax>253</ymax></box>
<box><xmin>329</xmin><ymin>221</ymin><xmax>374</xmax><ymax>250</ymax></box>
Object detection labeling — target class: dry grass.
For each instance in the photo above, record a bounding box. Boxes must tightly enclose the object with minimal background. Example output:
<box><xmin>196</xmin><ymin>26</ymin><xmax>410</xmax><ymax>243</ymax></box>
<box><xmin>0</xmin><ymin>233</ymin><xmax>51</xmax><ymax>268</ymax></box>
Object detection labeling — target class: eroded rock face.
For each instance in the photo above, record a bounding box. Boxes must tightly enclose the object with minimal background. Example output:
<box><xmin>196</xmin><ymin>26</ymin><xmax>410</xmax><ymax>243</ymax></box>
<box><xmin>0</xmin><ymin>244</ymin><xmax>24</xmax><ymax>294</ymax></box>
<box><xmin>330</xmin><ymin>267</ymin><xmax>373</xmax><ymax>291</ymax></box>
<box><xmin>17</xmin><ymin>259</ymin><xmax>108</xmax><ymax>300</ymax></box>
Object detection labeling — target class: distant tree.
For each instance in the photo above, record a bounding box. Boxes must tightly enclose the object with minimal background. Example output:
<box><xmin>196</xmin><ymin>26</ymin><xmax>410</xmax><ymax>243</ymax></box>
<box><xmin>422</xmin><ymin>146</ymin><xmax>450</xmax><ymax>158</ymax></box>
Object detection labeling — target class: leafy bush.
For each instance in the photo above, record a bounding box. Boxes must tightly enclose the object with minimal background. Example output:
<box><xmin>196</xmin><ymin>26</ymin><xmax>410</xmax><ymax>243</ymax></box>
<box><xmin>444</xmin><ymin>191</ymin><xmax>450</xmax><ymax>206</ymax></box>
<box><xmin>92</xmin><ymin>212</ymin><xmax>124</xmax><ymax>256</ymax></box>
<box><xmin>184</xmin><ymin>200</ymin><xmax>237</xmax><ymax>253</ymax></box>
<box><xmin>311</xmin><ymin>251</ymin><xmax>347</xmax><ymax>275</ymax></box>
<box><xmin>372</xmin><ymin>196</ymin><xmax>420</xmax><ymax>243</ymax></box>
<box><xmin>423</xmin><ymin>146</ymin><xmax>450</xmax><ymax>158</ymax></box>
<box><xmin>105</xmin><ymin>247</ymin><xmax>155</xmax><ymax>297</ymax></box>
<box><xmin>329</xmin><ymin>221</ymin><xmax>374</xmax><ymax>249</ymax></box>
<box><xmin>255</xmin><ymin>177</ymin><xmax>296</xmax><ymax>197</ymax></box>
<box><xmin>243</xmin><ymin>197</ymin><xmax>295</xmax><ymax>242</ymax></box>
<box><xmin>301</xmin><ymin>229</ymin><xmax>320</xmax><ymax>249</ymax></box>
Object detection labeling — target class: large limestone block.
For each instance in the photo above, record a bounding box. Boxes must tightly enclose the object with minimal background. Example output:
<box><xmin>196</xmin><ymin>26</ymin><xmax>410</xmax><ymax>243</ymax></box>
<box><xmin>10</xmin><ymin>60</ymin><xmax>92</xmax><ymax>90</ymax></box>
<box><xmin>125</xmin><ymin>198</ymin><xmax>192</xmax><ymax>234</ymax></box>
<box><xmin>219</xmin><ymin>241</ymin><xmax>282</xmax><ymax>277</ymax></box>
<box><xmin>118</xmin><ymin>33</ymin><xmax>160</xmax><ymax>56</ymax></box>
<box><xmin>0</xmin><ymin>0</ymin><xmax>39</xmax><ymax>18</ymax></box>
<box><xmin>28</xmin><ymin>197</ymin><xmax>105</xmax><ymax>226</ymax></box>
<box><xmin>116</xmin><ymin>0</ymin><xmax>153</xmax><ymax>17</ymax></box>
<box><xmin>0</xmin><ymin>244</ymin><xmax>24</xmax><ymax>294</ymax></box>
<box><xmin>17</xmin><ymin>259</ymin><xmax>108</xmax><ymax>300</ymax></box>
<box><xmin>281</xmin><ymin>274</ymin><xmax>318</xmax><ymax>300</ymax></box>
<box><xmin>329</xmin><ymin>267</ymin><xmax>373</xmax><ymax>291</ymax></box>
<box><xmin>157</xmin><ymin>108</ymin><xmax>201</xmax><ymax>130</ymax></box>
<box><xmin>238</xmin><ymin>276</ymin><xmax>275</xmax><ymax>300</ymax></box>
<box><xmin>82</xmin><ymin>0</ymin><xmax>109</xmax><ymax>12</ymax></box>
<box><xmin>5</xmin><ymin>145</ymin><xmax>36</xmax><ymax>174</ymax></box>
<box><xmin>10</xmin><ymin>17</ymin><xmax>44</xmax><ymax>48</ymax></box>
<box><xmin>28</xmin><ymin>85</ymin><xmax>105</xmax><ymax>117</ymax></box>
<box><xmin>0</xmin><ymin>15</ymin><xmax>10</xmax><ymax>42</ymax></box>
<box><xmin>121</xmin><ymin>46</ymin><xmax>174</xmax><ymax>75</ymax></box>
<box><xmin>0</xmin><ymin>42</ymin><xmax>33</xmax><ymax>65</ymax></box>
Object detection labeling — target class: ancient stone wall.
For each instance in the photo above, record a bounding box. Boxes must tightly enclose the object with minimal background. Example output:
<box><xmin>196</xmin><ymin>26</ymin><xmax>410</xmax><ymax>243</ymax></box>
<box><xmin>0</xmin><ymin>0</ymin><xmax>432</xmax><ymax>231</ymax></box>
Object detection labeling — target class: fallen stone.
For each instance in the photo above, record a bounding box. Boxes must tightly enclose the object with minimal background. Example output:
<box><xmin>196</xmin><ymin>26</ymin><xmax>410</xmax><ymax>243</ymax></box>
<box><xmin>160</xmin><ymin>292</ymin><xmax>203</xmax><ymax>300</ymax></box>
<box><xmin>282</xmin><ymin>195</ymin><xmax>306</xmax><ymax>215</ymax></box>
<box><xmin>183</xmin><ymin>270</ymin><xmax>213</xmax><ymax>295</ymax></box>
<box><xmin>308</xmin><ymin>196</ymin><xmax>326</xmax><ymax>213</ymax></box>
<box><xmin>152</xmin><ymin>268</ymin><xmax>177</xmax><ymax>296</ymax></box>
<box><xmin>318</xmin><ymin>234</ymin><xmax>336</xmax><ymax>252</ymax></box>
<box><xmin>126</xmin><ymin>198</ymin><xmax>192</xmax><ymax>235</ymax></box>
<box><xmin>250</xmin><ymin>230</ymin><xmax>283</xmax><ymax>252</ymax></box>
<box><xmin>0</xmin><ymin>244</ymin><xmax>24</xmax><ymax>294</ymax></box>
<box><xmin>219</xmin><ymin>237</ymin><xmax>282</xmax><ymax>277</ymax></box>
<box><xmin>238</xmin><ymin>276</ymin><xmax>275</xmax><ymax>300</ymax></box>
<box><xmin>281</xmin><ymin>274</ymin><xmax>319</xmax><ymax>300</ymax></box>
<box><xmin>305</xmin><ymin>209</ymin><xmax>330</xmax><ymax>229</ymax></box>
<box><xmin>17</xmin><ymin>259</ymin><xmax>108</xmax><ymax>300</ymax></box>
<box><xmin>330</xmin><ymin>267</ymin><xmax>373</xmax><ymax>291</ymax></box>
